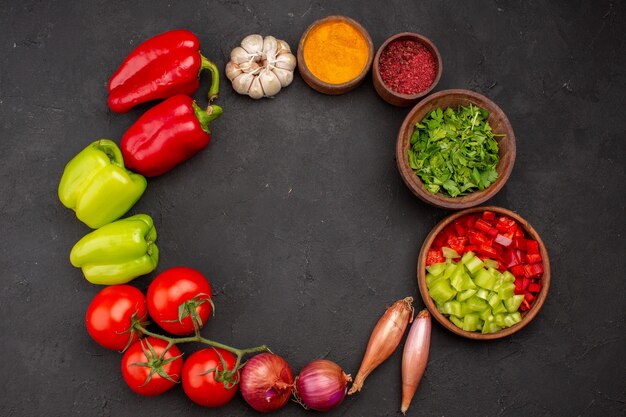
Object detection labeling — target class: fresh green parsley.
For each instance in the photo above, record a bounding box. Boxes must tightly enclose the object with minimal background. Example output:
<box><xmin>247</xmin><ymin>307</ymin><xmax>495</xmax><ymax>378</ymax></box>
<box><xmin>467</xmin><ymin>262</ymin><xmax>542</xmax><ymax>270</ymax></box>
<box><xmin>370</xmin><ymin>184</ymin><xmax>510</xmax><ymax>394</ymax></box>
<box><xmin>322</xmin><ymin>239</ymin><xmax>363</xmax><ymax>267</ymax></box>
<box><xmin>407</xmin><ymin>105</ymin><xmax>501</xmax><ymax>197</ymax></box>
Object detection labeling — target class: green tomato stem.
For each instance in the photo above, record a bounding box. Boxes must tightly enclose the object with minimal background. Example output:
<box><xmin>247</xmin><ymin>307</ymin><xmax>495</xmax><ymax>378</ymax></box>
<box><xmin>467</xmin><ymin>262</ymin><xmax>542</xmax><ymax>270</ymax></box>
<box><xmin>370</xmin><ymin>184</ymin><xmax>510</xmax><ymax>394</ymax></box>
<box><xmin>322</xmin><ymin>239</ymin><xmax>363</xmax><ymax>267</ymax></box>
<box><xmin>134</xmin><ymin>323</ymin><xmax>269</xmax><ymax>378</ymax></box>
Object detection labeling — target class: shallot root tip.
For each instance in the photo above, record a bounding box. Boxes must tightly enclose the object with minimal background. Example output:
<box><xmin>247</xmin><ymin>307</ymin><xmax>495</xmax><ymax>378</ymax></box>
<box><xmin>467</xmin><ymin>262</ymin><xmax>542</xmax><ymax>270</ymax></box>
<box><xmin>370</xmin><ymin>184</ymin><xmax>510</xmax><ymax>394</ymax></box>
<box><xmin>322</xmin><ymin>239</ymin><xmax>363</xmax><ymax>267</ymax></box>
<box><xmin>347</xmin><ymin>379</ymin><xmax>362</xmax><ymax>395</ymax></box>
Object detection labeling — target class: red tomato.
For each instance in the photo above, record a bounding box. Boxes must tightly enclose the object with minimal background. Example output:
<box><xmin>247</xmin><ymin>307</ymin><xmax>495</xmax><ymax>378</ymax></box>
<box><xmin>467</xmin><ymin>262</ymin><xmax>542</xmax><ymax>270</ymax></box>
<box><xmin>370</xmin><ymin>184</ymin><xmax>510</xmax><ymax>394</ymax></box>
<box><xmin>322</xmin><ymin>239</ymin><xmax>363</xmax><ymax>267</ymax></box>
<box><xmin>147</xmin><ymin>267</ymin><xmax>213</xmax><ymax>335</ymax></box>
<box><xmin>121</xmin><ymin>337</ymin><xmax>183</xmax><ymax>396</ymax></box>
<box><xmin>86</xmin><ymin>285</ymin><xmax>147</xmax><ymax>351</ymax></box>
<box><xmin>182</xmin><ymin>348</ymin><xmax>239</xmax><ymax>407</ymax></box>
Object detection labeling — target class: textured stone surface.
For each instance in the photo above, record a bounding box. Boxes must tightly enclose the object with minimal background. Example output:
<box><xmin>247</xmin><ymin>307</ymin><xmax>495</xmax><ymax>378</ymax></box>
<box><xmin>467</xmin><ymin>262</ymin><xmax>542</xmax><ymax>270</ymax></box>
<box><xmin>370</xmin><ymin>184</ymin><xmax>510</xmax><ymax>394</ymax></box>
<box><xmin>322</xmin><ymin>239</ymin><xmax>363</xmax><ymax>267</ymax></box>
<box><xmin>0</xmin><ymin>1</ymin><xmax>624</xmax><ymax>416</ymax></box>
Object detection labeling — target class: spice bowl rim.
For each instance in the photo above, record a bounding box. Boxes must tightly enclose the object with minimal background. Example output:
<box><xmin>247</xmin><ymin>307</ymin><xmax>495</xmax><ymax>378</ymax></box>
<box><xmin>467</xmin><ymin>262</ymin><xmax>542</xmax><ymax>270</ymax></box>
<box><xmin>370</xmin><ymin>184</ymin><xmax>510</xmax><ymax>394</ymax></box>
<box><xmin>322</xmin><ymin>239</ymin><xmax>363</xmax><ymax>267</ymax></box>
<box><xmin>417</xmin><ymin>206</ymin><xmax>551</xmax><ymax>340</ymax></box>
<box><xmin>396</xmin><ymin>88</ymin><xmax>516</xmax><ymax>209</ymax></box>
<box><xmin>297</xmin><ymin>15</ymin><xmax>374</xmax><ymax>95</ymax></box>
<box><xmin>372</xmin><ymin>32</ymin><xmax>443</xmax><ymax>107</ymax></box>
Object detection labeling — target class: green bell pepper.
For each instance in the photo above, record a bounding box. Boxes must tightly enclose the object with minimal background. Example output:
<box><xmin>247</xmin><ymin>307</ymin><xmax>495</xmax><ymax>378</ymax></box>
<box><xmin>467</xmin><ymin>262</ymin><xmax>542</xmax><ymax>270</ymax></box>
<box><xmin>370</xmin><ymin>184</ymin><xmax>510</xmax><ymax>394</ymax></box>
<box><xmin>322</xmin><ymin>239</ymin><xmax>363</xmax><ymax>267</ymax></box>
<box><xmin>70</xmin><ymin>214</ymin><xmax>159</xmax><ymax>285</ymax></box>
<box><xmin>58</xmin><ymin>139</ymin><xmax>147</xmax><ymax>229</ymax></box>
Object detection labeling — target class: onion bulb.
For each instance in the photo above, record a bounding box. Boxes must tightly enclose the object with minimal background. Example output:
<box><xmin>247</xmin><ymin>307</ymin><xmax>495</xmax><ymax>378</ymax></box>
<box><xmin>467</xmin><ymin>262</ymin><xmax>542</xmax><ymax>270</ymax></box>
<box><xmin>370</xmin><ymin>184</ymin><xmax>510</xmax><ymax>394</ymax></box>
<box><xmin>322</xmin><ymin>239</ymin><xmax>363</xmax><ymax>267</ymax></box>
<box><xmin>294</xmin><ymin>359</ymin><xmax>351</xmax><ymax>412</ymax></box>
<box><xmin>240</xmin><ymin>353</ymin><xmax>294</xmax><ymax>413</ymax></box>
<box><xmin>226</xmin><ymin>34</ymin><xmax>296</xmax><ymax>98</ymax></box>
<box><xmin>401</xmin><ymin>309</ymin><xmax>431</xmax><ymax>415</ymax></box>
<box><xmin>348</xmin><ymin>297</ymin><xmax>414</xmax><ymax>394</ymax></box>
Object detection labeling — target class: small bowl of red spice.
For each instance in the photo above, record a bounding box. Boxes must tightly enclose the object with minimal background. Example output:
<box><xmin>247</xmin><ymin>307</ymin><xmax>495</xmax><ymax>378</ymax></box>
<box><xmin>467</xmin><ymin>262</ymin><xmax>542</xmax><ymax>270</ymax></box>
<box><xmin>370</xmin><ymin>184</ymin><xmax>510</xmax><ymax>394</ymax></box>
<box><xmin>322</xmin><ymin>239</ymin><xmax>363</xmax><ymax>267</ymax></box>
<box><xmin>373</xmin><ymin>33</ymin><xmax>442</xmax><ymax>107</ymax></box>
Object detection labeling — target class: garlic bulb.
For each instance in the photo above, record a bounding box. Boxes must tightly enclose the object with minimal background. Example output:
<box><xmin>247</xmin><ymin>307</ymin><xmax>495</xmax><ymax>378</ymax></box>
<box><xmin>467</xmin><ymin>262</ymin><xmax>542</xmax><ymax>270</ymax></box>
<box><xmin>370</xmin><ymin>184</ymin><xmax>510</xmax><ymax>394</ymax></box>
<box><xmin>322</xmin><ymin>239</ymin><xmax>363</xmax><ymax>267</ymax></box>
<box><xmin>226</xmin><ymin>34</ymin><xmax>296</xmax><ymax>99</ymax></box>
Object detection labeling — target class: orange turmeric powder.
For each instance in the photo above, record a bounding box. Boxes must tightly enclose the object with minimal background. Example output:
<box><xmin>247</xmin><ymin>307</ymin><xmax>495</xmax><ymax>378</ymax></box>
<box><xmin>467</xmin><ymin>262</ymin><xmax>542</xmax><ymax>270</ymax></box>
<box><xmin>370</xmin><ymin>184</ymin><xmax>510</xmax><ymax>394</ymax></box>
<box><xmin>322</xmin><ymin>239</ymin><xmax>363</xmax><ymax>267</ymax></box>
<box><xmin>303</xmin><ymin>20</ymin><xmax>369</xmax><ymax>84</ymax></box>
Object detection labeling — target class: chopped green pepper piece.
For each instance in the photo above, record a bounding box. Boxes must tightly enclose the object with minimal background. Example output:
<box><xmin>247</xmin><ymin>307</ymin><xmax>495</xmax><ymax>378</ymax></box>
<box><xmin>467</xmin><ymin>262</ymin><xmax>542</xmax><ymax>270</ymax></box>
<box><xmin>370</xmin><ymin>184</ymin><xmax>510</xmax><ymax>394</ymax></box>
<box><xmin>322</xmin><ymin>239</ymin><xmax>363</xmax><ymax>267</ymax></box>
<box><xmin>442</xmin><ymin>247</ymin><xmax>461</xmax><ymax>259</ymax></box>
<box><xmin>457</xmin><ymin>288</ymin><xmax>477</xmax><ymax>302</ymax></box>
<box><xmin>426</xmin><ymin>262</ymin><xmax>446</xmax><ymax>276</ymax></box>
<box><xmin>463</xmin><ymin>313</ymin><xmax>480</xmax><ymax>331</ymax></box>
<box><xmin>465</xmin><ymin>256</ymin><xmax>486</xmax><ymax>275</ymax></box>
<box><xmin>504</xmin><ymin>294</ymin><xmax>525</xmax><ymax>313</ymax></box>
<box><xmin>429</xmin><ymin>279</ymin><xmax>457</xmax><ymax>304</ymax></box>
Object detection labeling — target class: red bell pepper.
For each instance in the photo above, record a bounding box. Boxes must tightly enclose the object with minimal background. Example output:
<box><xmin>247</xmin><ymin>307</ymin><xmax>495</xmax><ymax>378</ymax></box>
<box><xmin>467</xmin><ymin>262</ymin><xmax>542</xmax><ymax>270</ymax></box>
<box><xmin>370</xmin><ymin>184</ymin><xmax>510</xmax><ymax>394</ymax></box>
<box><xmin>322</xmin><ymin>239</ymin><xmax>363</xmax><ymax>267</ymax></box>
<box><xmin>526</xmin><ymin>240</ymin><xmax>540</xmax><ymax>254</ymax></box>
<box><xmin>447</xmin><ymin>236</ymin><xmax>466</xmax><ymax>254</ymax></box>
<box><xmin>474</xmin><ymin>219</ymin><xmax>492</xmax><ymax>233</ymax></box>
<box><xmin>526</xmin><ymin>253</ymin><xmax>542</xmax><ymax>264</ymax></box>
<box><xmin>496</xmin><ymin>216</ymin><xmax>516</xmax><ymax>232</ymax></box>
<box><xmin>121</xmin><ymin>94</ymin><xmax>222</xmax><ymax>177</ymax></box>
<box><xmin>453</xmin><ymin>220</ymin><xmax>467</xmax><ymax>237</ymax></box>
<box><xmin>482</xmin><ymin>211</ymin><xmax>495</xmax><ymax>221</ymax></box>
<box><xmin>108</xmin><ymin>30</ymin><xmax>220</xmax><ymax>113</ymax></box>
<box><xmin>528</xmin><ymin>282</ymin><xmax>541</xmax><ymax>293</ymax></box>
<box><xmin>426</xmin><ymin>249</ymin><xmax>445</xmax><ymax>266</ymax></box>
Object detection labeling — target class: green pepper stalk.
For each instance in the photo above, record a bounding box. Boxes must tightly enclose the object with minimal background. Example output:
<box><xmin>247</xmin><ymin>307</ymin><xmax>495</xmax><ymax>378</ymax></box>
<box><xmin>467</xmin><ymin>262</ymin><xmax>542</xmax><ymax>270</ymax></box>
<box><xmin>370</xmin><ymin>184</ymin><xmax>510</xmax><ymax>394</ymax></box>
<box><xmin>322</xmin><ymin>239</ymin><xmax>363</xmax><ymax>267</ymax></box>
<box><xmin>70</xmin><ymin>214</ymin><xmax>159</xmax><ymax>285</ymax></box>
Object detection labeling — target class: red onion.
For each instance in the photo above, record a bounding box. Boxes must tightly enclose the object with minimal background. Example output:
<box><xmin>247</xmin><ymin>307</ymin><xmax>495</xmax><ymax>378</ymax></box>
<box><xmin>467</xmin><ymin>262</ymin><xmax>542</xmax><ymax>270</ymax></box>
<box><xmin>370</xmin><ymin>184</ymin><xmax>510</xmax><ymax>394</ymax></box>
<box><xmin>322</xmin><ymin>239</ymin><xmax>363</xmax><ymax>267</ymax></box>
<box><xmin>295</xmin><ymin>359</ymin><xmax>352</xmax><ymax>411</ymax></box>
<box><xmin>401</xmin><ymin>309</ymin><xmax>431</xmax><ymax>415</ymax></box>
<box><xmin>240</xmin><ymin>353</ymin><xmax>294</xmax><ymax>413</ymax></box>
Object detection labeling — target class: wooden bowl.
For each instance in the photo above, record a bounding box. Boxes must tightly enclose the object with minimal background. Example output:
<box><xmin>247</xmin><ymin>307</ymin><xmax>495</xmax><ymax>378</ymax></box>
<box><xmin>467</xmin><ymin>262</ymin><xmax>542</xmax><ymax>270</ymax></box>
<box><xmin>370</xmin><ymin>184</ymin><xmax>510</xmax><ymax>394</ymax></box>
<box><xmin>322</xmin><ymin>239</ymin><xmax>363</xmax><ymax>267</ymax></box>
<box><xmin>372</xmin><ymin>32</ymin><xmax>442</xmax><ymax>107</ymax></box>
<box><xmin>396</xmin><ymin>89</ymin><xmax>516</xmax><ymax>209</ymax></box>
<box><xmin>417</xmin><ymin>206</ymin><xmax>550</xmax><ymax>340</ymax></box>
<box><xmin>297</xmin><ymin>15</ymin><xmax>374</xmax><ymax>95</ymax></box>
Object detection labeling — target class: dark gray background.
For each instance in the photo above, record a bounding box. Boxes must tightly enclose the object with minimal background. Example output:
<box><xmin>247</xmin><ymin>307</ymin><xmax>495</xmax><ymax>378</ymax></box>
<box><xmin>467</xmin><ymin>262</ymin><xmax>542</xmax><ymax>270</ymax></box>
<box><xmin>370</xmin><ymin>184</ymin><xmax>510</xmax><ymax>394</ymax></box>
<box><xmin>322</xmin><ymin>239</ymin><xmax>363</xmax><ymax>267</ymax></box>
<box><xmin>1</xmin><ymin>1</ymin><xmax>624</xmax><ymax>416</ymax></box>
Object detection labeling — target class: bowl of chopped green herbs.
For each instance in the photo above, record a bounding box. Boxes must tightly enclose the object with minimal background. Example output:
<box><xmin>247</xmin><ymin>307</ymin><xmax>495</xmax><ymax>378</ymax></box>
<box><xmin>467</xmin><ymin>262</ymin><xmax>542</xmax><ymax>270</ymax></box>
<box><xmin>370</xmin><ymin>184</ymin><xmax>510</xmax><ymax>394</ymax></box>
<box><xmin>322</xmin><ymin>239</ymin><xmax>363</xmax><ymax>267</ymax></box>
<box><xmin>396</xmin><ymin>89</ymin><xmax>516</xmax><ymax>209</ymax></box>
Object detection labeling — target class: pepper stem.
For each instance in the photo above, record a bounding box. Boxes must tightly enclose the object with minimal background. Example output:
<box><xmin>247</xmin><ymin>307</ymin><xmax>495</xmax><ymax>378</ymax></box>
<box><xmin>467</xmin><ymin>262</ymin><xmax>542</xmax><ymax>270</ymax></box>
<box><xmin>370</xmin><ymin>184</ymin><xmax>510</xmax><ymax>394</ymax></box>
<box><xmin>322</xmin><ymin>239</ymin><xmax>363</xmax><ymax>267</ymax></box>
<box><xmin>200</xmin><ymin>55</ymin><xmax>220</xmax><ymax>103</ymax></box>
<box><xmin>192</xmin><ymin>102</ymin><xmax>223</xmax><ymax>134</ymax></box>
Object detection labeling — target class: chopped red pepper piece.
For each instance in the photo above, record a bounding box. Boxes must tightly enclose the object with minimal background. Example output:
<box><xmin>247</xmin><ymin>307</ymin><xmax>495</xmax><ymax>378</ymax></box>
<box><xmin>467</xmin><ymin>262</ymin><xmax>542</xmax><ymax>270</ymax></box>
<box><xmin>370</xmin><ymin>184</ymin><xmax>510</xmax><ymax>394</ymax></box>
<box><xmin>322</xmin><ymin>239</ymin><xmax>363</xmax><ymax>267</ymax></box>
<box><xmin>425</xmin><ymin>249</ymin><xmax>445</xmax><ymax>266</ymax></box>
<box><xmin>468</xmin><ymin>230</ymin><xmax>491</xmax><ymax>247</ymax></box>
<box><xmin>526</xmin><ymin>240</ymin><xmax>539</xmax><ymax>255</ymax></box>
<box><xmin>510</xmin><ymin>264</ymin><xmax>526</xmax><ymax>277</ymax></box>
<box><xmin>494</xmin><ymin>234</ymin><xmax>513</xmax><ymax>247</ymax></box>
<box><xmin>520</xmin><ymin>299</ymin><xmax>531</xmax><ymax>312</ymax></box>
<box><xmin>526</xmin><ymin>253</ymin><xmax>542</xmax><ymax>264</ymax></box>
<box><xmin>497</xmin><ymin>260</ymin><xmax>507</xmax><ymax>272</ymax></box>
<box><xmin>524</xmin><ymin>291</ymin><xmax>535</xmax><ymax>303</ymax></box>
<box><xmin>502</xmin><ymin>248</ymin><xmax>523</xmax><ymax>268</ymax></box>
<box><xmin>482</xmin><ymin>211</ymin><xmax>495</xmax><ymax>222</ymax></box>
<box><xmin>453</xmin><ymin>220</ymin><xmax>468</xmax><ymax>237</ymax></box>
<box><xmin>464</xmin><ymin>245</ymin><xmax>478</xmax><ymax>253</ymax></box>
<box><xmin>528</xmin><ymin>282</ymin><xmax>541</xmax><ymax>293</ymax></box>
<box><xmin>465</xmin><ymin>215</ymin><xmax>478</xmax><ymax>229</ymax></box>
<box><xmin>474</xmin><ymin>219</ymin><xmax>493</xmax><ymax>233</ymax></box>
<box><xmin>487</xmin><ymin>227</ymin><xmax>499</xmax><ymax>238</ymax></box>
<box><xmin>514</xmin><ymin>227</ymin><xmax>524</xmax><ymax>238</ymax></box>
<box><xmin>524</xmin><ymin>263</ymin><xmax>544</xmax><ymax>278</ymax></box>
<box><xmin>513</xmin><ymin>237</ymin><xmax>527</xmax><ymax>250</ymax></box>
<box><xmin>478</xmin><ymin>244</ymin><xmax>499</xmax><ymax>259</ymax></box>
<box><xmin>432</xmin><ymin>232</ymin><xmax>447</xmax><ymax>249</ymax></box>
<box><xmin>447</xmin><ymin>236</ymin><xmax>466</xmax><ymax>255</ymax></box>
<box><xmin>514</xmin><ymin>278</ymin><xmax>524</xmax><ymax>294</ymax></box>
<box><xmin>496</xmin><ymin>216</ymin><xmax>516</xmax><ymax>233</ymax></box>
<box><xmin>522</xmin><ymin>277</ymin><xmax>530</xmax><ymax>291</ymax></box>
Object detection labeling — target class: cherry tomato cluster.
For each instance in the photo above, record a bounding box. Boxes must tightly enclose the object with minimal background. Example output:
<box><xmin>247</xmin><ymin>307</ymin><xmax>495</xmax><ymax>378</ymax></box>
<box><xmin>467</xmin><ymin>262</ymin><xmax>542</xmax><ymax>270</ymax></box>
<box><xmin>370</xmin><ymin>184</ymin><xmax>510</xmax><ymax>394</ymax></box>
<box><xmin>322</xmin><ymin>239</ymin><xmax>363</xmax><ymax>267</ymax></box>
<box><xmin>85</xmin><ymin>266</ymin><xmax>239</xmax><ymax>406</ymax></box>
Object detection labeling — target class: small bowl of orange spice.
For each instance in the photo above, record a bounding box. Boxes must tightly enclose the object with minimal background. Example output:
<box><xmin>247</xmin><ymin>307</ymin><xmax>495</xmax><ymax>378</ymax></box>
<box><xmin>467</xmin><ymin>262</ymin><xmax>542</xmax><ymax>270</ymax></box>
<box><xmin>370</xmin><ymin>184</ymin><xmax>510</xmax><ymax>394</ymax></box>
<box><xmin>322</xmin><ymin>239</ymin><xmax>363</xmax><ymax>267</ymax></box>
<box><xmin>297</xmin><ymin>16</ymin><xmax>374</xmax><ymax>95</ymax></box>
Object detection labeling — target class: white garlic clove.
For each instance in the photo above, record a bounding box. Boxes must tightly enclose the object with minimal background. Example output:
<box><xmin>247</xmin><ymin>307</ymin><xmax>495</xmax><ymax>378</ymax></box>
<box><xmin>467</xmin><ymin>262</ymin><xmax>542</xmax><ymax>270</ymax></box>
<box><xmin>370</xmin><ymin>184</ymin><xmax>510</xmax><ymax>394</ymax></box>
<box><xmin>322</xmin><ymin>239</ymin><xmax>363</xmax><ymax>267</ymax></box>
<box><xmin>276</xmin><ymin>39</ymin><xmax>291</xmax><ymax>55</ymax></box>
<box><xmin>232</xmin><ymin>72</ymin><xmax>255</xmax><ymax>95</ymax></box>
<box><xmin>240</xmin><ymin>34</ymin><xmax>264</xmax><ymax>55</ymax></box>
<box><xmin>248</xmin><ymin>75</ymin><xmax>264</xmax><ymax>99</ymax></box>
<box><xmin>225</xmin><ymin>61</ymin><xmax>243</xmax><ymax>81</ymax></box>
<box><xmin>259</xmin><ymin>68</ymin><xmax>282</xmax><ymax>97</ymax></box>
<box><xmin>274</xmin><ymin>53</ymin><xmax>296</xmax><ymax>71</ymax></box>
<box><xmin>262</xmin><ymin>36</ymin><xmax>278</xmax><ymax>62</ymax></box>
<box><xmin>230</xmin><ymin>47</ymin><xmax>251</xmax><ymax>64</ymax></box>
<box><xmin>239</xmin><ymin>60</ymin><xmax>261</xmax><ymax>74</ymax></box>
<box><xmin>272</xmin><ymin>67</ymin><xmax>294</xmax><ymax>87</ymax></box>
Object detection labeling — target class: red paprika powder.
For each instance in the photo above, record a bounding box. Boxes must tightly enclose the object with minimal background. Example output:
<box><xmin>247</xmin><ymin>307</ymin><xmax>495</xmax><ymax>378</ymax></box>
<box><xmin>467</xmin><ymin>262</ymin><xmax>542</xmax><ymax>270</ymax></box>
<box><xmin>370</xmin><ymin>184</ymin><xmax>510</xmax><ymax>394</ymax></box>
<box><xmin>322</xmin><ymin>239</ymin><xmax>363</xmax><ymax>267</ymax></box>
<box><xmin>379</xmin><ymin>40</ymin><xmax>436</xmax><ymax>95</ymax></box>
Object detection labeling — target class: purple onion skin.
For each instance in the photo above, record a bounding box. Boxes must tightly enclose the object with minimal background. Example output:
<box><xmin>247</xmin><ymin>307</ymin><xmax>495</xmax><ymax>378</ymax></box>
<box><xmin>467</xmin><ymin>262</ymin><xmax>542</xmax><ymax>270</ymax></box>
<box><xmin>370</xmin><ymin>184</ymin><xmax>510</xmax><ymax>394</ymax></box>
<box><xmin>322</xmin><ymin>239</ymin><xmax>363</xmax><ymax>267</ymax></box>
<box><xmin>240</xmin><ymin>353</ymin><xmax>294</xmax><ymax>413</ymax></box>
<box><xmin>295</xmin><ymin>359</ymin><xmax>352</xmax><ymax>412</ymax></box>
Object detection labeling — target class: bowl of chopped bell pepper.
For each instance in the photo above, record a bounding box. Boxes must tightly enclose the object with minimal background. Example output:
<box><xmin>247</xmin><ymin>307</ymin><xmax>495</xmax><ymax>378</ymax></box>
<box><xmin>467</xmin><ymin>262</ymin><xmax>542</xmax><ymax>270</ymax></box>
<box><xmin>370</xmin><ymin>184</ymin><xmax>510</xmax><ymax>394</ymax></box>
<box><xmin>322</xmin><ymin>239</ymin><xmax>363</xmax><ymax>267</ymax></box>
<box><xmin>417</xmin><ymin>206</ymin><xmax>550</xmax><ymax>340</ymax></box>
<box><xmin>396</xmin><ymin>89</ymin><xmax>516</xmax><ymax>209</ymax></box>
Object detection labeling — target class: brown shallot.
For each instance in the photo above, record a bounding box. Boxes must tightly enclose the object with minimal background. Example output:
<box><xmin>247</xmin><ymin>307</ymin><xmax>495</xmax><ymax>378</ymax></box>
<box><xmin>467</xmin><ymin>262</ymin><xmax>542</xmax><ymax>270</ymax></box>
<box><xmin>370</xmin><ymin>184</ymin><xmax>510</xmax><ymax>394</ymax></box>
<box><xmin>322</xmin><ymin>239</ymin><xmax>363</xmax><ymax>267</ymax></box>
<box><xmin>348</xmin><ymin>297</ymin><xmax>414</xmax><ymax>395</ymax></box>
<box><xmin>401</xmin><ymin>309</ymin><xmax>431</xmax><ymax>414</ymax></box>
